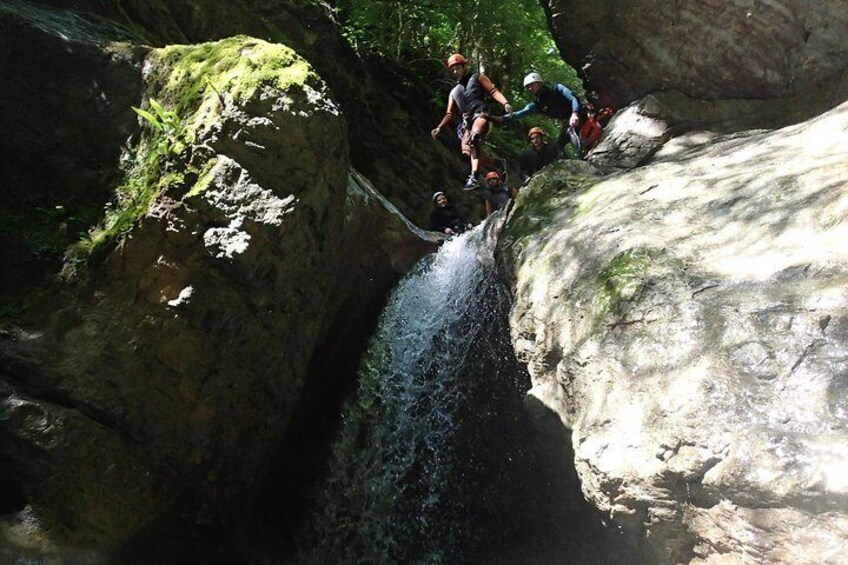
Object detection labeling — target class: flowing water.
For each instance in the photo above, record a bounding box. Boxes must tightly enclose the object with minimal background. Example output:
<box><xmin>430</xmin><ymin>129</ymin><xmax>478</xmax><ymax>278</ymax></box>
<box><xmin>300</xmin><ymin>224</ymin><xmax>502</xmax><ymax>563</ymax></box>
<box><xmin>298</xmin><ymin>220</ymin><xmax>631</xmax><ymax>564</ymax></box>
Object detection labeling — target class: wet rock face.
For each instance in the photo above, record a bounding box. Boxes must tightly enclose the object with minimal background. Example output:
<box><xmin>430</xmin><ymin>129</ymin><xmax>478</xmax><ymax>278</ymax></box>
<box><xmin>542</xmin><ymin>0</ymin><xmax>848</xmax><ymax>108</ymax></box>
<box><xmin>500</xmin><ymin>102</ymin><xmax>848</xmax><ymax>563</ymax></box>
<box><xmin>0</xmin><ymin>35</ymin><xmax>437</xmax><ymax>552</ymax></box>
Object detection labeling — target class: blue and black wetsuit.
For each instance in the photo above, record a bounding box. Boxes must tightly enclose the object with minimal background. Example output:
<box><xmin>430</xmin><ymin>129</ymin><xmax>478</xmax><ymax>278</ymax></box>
<box><xmin>509</xmin><ymin>83</ymin><xmax>582</xmax><ymax>156</ymax></box>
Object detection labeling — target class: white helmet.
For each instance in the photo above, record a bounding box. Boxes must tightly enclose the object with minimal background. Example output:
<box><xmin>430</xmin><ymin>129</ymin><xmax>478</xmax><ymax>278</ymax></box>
<box><xmin>523</xmin><ymin>72</ymin><xmax>543</xmax><ymax>87</ymax></box>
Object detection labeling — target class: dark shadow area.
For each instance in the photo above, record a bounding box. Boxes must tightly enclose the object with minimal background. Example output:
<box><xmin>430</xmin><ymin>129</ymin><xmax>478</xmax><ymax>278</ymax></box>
<box><xmin>111</xmin><ymin>277</ymin><xmax>396</xmax><ymax>565</ymax></box>
<box><xmin>0</xmin><ymin>7</ymin><xmax>142</xmax><ymax>313</ymax></box>
<box><xmin>0</xmin><ymin>470</ymin><xmax>27</xmax><ymax>515</ymax></box>
<box><xmin>447</xmin><ymin>279</ymin><xmax>640</xmax><ymax>565</ymax></box>
<box><xmin>244</xmin><ymin>274</ymin><xmax>401</xmax><ymax>562</ymax></box>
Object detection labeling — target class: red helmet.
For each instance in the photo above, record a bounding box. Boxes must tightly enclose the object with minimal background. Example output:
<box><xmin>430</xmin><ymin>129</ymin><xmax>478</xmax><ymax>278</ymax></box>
<box><xmin>484</xmin><ymin>171</ymin><xmax>500</xmax><ymax>181</ymax></box>
<box><xmin>527</xmin><ymin>127</ymin><xmax>545</xmax><ymax>139</ymax></box>
<box><xmin>446</xmin><ymin>53</ymin><xmax>466</xmax><ymax>68</ymax></box>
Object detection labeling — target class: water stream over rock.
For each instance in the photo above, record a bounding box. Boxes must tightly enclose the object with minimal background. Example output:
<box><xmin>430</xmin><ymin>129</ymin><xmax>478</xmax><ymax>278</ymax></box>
<box><xmin>297</xmin><ymin>219</ymin><xmax>635</xmax><ymax>564</ymax></box>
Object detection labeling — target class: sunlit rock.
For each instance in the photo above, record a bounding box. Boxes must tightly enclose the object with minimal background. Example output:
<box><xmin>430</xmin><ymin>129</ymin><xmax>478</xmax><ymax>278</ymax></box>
<box><xmin>501</xmin><ymin>101</ymin><xmax>848</xmax><ymax>563</ymax></box>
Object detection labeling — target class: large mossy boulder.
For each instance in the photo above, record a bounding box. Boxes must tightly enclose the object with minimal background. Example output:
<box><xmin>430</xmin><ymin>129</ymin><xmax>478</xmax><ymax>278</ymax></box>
<box><xmin>1</xmin><ymin>1</ymin><xmax>460</xmax><ymax>313</ymax></box>
<box><xmin>500</xmin><ymin>103</ymin><xmax>848</xmax><ymax>563</ymax></box>
<box><xmin>0</xmin><ymin>34</ymin><xmax>437</xmax><ymax>555</ymax></box>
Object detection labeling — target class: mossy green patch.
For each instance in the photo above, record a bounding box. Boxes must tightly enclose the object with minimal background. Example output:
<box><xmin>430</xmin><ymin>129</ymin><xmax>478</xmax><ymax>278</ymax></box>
<box><xmin>502</xmin><ymin>161</ymin><xmax>601</xmax><ymax>245</ymax></box>
<box><xmin>590</xmin><ymin>248</ymin><xmax>656</xmax><ymax>331</ymax></box>
<box><xmin>147</xmin><ymin>36</ymin><xmax>316</xmax><ymax>135</ymax></box>
<box><xmin>65</xmin><ymin>36</ymin><xmax>318</xmax><ymax>272</ymax></box>
<box><xmin>184</xmin><ymin>158</ymin><xmax>219</xmax><ymax>199</ymax></box>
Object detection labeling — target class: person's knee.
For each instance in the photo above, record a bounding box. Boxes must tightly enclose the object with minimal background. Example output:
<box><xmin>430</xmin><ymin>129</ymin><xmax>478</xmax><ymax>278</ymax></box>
<box><xmin>472</xmin><ymin>117</ymin><xmax>488</xmax><ymax>134</ymax></box>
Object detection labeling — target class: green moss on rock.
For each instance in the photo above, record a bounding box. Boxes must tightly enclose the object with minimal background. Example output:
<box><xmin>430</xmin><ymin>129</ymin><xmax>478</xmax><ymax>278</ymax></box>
<box><xmin>502</xmin><ymin>161</ymin><xmax>601</xmax><ymax>246</ymax></box>
<box><xmin>65</xmin><ymin>36</ymin><xmax>320</xmax><ymax>271</ymax></box>
<box><xmin>591</xmin><ymin>248</ymin><xmax>655</xmax><ymax>328</ymax></box>
<box><xmin>147</xmin><ymin>36</ymin><xmax>317</xmax><ymax>136</ymax></box>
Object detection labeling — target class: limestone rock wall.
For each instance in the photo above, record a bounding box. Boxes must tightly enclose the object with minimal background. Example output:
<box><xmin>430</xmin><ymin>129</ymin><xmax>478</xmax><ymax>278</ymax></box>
<box><xmin>500</xmin><ymin>102</ymin><xmax>848</xmax><ymax>563</ymax></box>
<box><xmin>542</xmin><ymin>0</ymin><xmax>848</xmax><ymax>112</ymax></box>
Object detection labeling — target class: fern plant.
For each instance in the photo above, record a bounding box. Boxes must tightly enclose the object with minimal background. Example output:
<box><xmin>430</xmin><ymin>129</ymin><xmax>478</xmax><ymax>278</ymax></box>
<box><xmin>63</xmin><ymin>98</ymin><xmax>188</xmax><ymax>275</ymax></box>
<box><xmin>132</xmin><ymin>97</ymin><xmax>185</xmax><ymax>155</ymax></box>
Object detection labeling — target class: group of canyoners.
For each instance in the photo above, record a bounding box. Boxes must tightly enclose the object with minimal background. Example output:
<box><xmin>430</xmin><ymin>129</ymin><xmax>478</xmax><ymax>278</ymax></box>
<box><xmin>428</xmin><ymin>52</ymin><xmax>614</xmax><ymax>236</ymax></box>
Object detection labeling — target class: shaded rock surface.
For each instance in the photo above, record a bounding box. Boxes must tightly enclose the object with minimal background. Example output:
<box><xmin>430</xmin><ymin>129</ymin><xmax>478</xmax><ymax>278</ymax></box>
<box><xmin>542</xmin><ymin>0</ymin><xmax>848</xmax><ymax>113</ymax></box>
<box><xmin>500</xmin><ymin>102</ymin><xmax>848</xmax><ymax>563</ymax></box>
<box><xmin>0</xmin><ymin>1</ymin><xmax>147</xmax><ymax>305</ymax></box>
<box><xmin>0</xmin><ymin>33</ymin><xmax>438</xmax><ymax>557</ymax></box>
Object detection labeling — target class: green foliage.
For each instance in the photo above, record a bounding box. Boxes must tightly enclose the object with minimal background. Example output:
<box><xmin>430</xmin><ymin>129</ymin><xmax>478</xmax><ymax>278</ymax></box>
<box><xmin>64</xmin><ymin>99</ymin><xmax>187</xmax><ymax>273</ymax></box>
<box><xmin>337</xmin><ymin>0</ymin><xmax>582</xmax><ymax>101</ymax></box>
<box><xmin>132</xmin><ymin>97</ymin><xmax>186</xmax><ymax>155</ymax></box>
<box><xmin>333</xmin><ymin>1</ymin><xmax>583</xmax><ymax>162</ymax></box>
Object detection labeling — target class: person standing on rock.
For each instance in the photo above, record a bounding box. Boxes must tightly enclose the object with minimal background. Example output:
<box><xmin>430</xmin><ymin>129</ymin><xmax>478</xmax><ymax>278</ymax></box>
<box><xmin>429</xmin><ymin>191</ymin><xmax>473</xmax><ymax>236</ymax></box>
<box><xmin>503</xmin><ymin>72</ymin><xmax>582</xmax><ymax>159</ymax></box>
<box><xmin>431</xmin><ymin>53</ymin><xmax>513</xmax><ymax>190</ymax></box>
<box><xmin>482</xmin><ymin>171</ymin><xmax>516</xmax><ymax>217</ymax></box>
<box><xmin>518</xmin><ymin>127</ymin><xmax>558</xmax><ymax>184</ymax></box>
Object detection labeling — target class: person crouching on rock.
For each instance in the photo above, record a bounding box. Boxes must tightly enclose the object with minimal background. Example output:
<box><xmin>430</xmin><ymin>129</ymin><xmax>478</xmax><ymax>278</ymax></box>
<box><xmin>429</xmin><ymin>191</ymin><xmax>473</xmax><ymax>236</ymax></box>
<box><xmin>518</xmin><ymin>127</ymin><xmax>558</xmax><ymax>184</ymax></box>
<box><xmin>483</xmin><ymin>171</ymin><xmax>516</xmax><ymax>217</ymax></box>
<box><xmin>431</xmin><ymin>53</ymin><xmax>512</xmax><ymax>190</ymax></box>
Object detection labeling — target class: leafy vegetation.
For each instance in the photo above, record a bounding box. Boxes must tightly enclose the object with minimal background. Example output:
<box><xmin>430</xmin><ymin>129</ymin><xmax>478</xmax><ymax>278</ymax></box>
<box><xmin>333</xmin><ymin>0</ymin><xmax>583</xmax><ymax>156</ymax></box>
<box><xmin>63</xmin><ymin>97</ymin><xmax>187</xmax><ymax>273</ymax></box>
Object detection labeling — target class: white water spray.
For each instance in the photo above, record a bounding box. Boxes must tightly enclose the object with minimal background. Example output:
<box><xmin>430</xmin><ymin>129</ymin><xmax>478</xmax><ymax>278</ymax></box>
<box><xmin>302</xmin><ymin>225</ymin><xmax>501</xmax><ymax>563</ymax></box>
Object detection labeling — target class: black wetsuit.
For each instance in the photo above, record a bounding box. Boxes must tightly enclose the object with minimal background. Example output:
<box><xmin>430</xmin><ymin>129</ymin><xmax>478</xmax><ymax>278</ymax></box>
<box><xmin>430</xmin><ymin>205</ymin><xmax>469</xmax><ymax>234</ymax></box>
<box><xmin>518</xmin><ymin>142</ymin><xmax>558</xmax><ymax>182</ymax></box>
<box><xmin>486</xmin><ymin>183</ymin><xmax>512</xmax><ymax>212</ymax></box>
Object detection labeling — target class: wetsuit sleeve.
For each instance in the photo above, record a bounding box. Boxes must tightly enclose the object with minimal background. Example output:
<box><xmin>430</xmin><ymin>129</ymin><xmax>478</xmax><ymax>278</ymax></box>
<box><xmin>436</xmin><ymin>93</ymin><xmax>458</xmax><ymax>130</ymax></box>
<box><xmin>508</xmin><ymin>102</ymin><xmax>537</xmax><ymax>120</ymax></box>
<box><xmin>429</xmin><ymin>209</ymin><xmax>445</xmax><ymax>232</ymax></box>
<box><xmin>429</xmin><ymin>210</ymin><xmax>438</xmax><ymax>231</ymax></box>
<box><xmin>554</xmin><ymin>83</ymin><xmax>580</xmax><ymax>113</ymax></box>
<box><xmin>478</xmin><ymin>74</ymin><xmax>508</xmax><ymax>107</ymax></box>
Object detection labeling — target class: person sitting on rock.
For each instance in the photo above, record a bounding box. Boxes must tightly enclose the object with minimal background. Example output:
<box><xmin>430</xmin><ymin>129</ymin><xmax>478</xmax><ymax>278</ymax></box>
<box><xmin>429</xmin><ymin>191</ymin><xmax>473</xmax><ymax>236</ymax></box>
<box><xmin>483</xmin><ymin>171</ymin><xmax>516</xmax><ymax>217</ymax></box>
<box><xmin>431</xmin><ymin>53</ymin><xmax>513</xmax><ymax>190</ymax></box>
<box><xmin>578</xmin><ymin>103</ymin><xmax>604</xmax><ymax>153</ymax></box>
<box><xmin>518</xmin><ymin>127</ymin><xmax>558</xmax><ymax>184</ymax></box>
<box><xmin>504</xmin><ymin>72</ymin><xmax>582</xmax><ymax>159</ymax></box>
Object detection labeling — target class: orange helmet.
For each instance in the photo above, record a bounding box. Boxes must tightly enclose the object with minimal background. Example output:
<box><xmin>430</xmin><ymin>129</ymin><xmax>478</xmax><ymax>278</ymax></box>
<box><xmin>446</xmin><ymin>53</ymin><xmax>466</xmax><ymax>68</ymax></box>
<box><xmin>484</xmin><ymin>171</ymin><xmax>500</xmax><ymax>181</ymax></box>
<box><xmin>527</xmin><ymin>127</ymin><xmax>545</xmax><ymax>139</ymax></box>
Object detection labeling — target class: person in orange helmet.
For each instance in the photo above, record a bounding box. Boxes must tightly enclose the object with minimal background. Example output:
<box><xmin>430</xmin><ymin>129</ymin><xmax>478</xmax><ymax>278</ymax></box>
<box><xmin>518</xmin><ymin>127</ymin><xmax>558</xmax><ymax>184</ymax></box>
<box><xmin>431</xmin><ymin>53</ymin><xmax>512</xmax><ymax>190</ymax></box>
<box><xmin>482</xmin><ymin>170</ymin><xmax>517</xmax><ymax>217</ymax></box>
